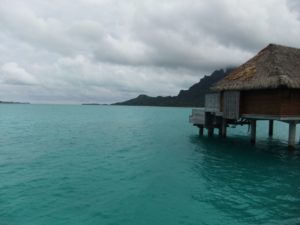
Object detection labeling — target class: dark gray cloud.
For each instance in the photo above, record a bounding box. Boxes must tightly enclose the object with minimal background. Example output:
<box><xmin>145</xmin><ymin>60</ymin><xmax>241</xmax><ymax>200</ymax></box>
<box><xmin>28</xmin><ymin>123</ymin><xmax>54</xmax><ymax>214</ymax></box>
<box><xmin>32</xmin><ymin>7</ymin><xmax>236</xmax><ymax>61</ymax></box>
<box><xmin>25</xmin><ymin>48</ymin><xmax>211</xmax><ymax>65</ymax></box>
<box><xmin>0</xmin><ymin>0</ymin><xmax>300</xmax><ymax>103</ymax></box>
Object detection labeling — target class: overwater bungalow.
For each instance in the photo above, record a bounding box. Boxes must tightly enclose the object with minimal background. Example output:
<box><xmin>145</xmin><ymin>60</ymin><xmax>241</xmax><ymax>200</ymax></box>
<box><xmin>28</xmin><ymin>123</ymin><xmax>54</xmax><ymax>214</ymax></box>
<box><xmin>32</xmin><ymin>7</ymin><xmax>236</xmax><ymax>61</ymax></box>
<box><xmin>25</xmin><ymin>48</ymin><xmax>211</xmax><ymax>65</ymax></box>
<box><xmin>190</xmin><ymin>44</ymin><xmax>300</xmax><ymax>149</ymax></box>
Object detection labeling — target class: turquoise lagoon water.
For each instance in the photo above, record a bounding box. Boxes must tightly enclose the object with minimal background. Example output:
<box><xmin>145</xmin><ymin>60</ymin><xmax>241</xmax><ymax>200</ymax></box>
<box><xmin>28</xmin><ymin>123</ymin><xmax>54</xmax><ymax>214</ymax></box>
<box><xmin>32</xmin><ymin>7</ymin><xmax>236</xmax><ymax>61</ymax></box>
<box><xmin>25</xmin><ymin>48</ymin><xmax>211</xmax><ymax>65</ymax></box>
<box><xmin>0</xmin><ymin>104</ymin><xmax>300</xmax><ymax>225</ymax></box>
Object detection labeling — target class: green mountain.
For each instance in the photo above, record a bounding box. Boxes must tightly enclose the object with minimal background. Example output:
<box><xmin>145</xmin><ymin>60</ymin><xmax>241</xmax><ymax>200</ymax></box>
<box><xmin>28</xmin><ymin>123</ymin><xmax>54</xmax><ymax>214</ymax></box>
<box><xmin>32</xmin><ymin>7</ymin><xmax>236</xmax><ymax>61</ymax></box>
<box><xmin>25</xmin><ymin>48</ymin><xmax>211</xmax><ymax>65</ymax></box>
<box><xmin>113</xmin><ymin>68</ymin><xmax>232</xmax><ymax>107</ymax></box>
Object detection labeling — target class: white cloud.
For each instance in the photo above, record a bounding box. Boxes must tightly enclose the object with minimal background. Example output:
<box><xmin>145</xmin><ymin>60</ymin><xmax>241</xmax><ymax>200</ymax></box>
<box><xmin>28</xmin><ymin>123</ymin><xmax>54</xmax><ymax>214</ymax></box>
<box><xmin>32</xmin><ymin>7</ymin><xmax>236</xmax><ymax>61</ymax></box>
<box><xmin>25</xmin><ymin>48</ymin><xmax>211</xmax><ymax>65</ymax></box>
<box><xmin>0</xmin><ymin>62</ymin><xmax>38</xmax><ymax>85</ymax></box>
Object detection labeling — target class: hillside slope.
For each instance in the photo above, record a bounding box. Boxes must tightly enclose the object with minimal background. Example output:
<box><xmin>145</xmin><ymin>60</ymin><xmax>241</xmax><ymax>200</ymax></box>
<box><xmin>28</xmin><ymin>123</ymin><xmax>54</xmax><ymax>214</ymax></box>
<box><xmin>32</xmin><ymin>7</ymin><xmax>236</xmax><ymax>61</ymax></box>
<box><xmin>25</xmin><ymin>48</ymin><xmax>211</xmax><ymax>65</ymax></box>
<box><xmin>113</xmin><ymin>69</ymin><xmax>232</xmax><ymax>107</ymax></box>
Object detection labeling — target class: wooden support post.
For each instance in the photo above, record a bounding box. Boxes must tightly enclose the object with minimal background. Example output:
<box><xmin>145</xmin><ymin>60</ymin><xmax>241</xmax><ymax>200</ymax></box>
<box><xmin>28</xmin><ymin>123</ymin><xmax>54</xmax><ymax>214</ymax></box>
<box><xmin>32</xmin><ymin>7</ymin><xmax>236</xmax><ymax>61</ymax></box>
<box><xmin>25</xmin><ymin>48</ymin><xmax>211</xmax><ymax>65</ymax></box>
<box><xmin>218</xmin><ymin>127</ymin><xmax>222</xmax><ymax>136</ymax></box>
<box><xmin>208</xmin><ymin>127</ymin><xmax>214</xmax><ymax>137</ymax></box>
<box><xmin>288</xmin><ymin>122</ymin><xmax>296</xmax><ymax>150</ymax></box>
<box><xmin>221</xmin><ymin>118</ymin><xmax>227</xmax><ymax>138</ymax></box>
<box><xmin>199</xmin><ymin>125</ymin><xmax>204</xmax><ymax>136</ymax></box>
<box><xmin>251</xmin><ymin>120</ymin><xmax>256</xmax><ymax>144</ymax></box>
<box><xmin>268</xmin><ymin>120</ymin><xmax>274</xmax><ymax>137</ymax></box>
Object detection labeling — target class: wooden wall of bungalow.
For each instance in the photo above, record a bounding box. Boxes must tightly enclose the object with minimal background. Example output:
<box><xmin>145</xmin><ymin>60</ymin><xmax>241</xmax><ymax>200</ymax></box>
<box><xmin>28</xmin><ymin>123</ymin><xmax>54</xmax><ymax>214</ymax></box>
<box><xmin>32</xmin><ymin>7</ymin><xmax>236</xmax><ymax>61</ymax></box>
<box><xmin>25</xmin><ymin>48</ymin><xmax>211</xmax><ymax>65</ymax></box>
<box><xmin>239</xmin><ymin>88</ymin><xmax>300</xmax><ymax>116</ymax></box>
<box><xmin>205</xmin><ymin>88</ymin><xmax>300</xmax><ymax>119</ymax></box>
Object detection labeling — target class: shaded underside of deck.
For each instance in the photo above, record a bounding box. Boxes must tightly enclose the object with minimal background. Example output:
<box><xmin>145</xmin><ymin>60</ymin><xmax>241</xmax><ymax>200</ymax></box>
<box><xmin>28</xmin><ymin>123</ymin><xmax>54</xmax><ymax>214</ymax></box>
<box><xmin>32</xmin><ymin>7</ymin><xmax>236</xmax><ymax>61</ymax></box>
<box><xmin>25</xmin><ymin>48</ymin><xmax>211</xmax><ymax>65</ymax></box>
<box><xmin>189</xmin><ymin>108</ymin><xmax>299</xmax><ymax>150</ymax></box>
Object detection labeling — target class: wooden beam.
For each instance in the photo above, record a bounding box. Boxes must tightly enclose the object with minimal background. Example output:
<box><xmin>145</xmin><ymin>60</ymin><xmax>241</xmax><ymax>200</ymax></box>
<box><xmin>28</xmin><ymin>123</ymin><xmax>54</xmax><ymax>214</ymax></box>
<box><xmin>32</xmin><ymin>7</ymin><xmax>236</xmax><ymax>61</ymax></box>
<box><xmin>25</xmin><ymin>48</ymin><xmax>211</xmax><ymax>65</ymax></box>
<box><xmin>241</xmin><ymin>114</ymin><xmax>300</xmax><ymax>121</ymax></box>
<box><xmin>251</xmin><ymin>120</ymin><xmax>256</xmax><ymax>144</ymax></box>
<box><xmin>268</xmin><ymin>120</ymin><xmax>274</xmax><ymax>137</ymax></box>
<box><xmin>288</xmin><ymin>122</ymin><xmax>296</xmax><ymax>150</ymax></box>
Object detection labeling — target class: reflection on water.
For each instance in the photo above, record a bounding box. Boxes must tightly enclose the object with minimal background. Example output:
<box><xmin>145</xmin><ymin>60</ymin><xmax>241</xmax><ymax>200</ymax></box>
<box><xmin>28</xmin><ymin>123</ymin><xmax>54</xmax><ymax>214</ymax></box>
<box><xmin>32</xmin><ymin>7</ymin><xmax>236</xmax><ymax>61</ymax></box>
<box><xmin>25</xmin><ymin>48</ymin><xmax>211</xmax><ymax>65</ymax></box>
<box><xmin>189</xmin><ymin>133</ymin><xmax>300</xmax><ymax>224</ymax></box>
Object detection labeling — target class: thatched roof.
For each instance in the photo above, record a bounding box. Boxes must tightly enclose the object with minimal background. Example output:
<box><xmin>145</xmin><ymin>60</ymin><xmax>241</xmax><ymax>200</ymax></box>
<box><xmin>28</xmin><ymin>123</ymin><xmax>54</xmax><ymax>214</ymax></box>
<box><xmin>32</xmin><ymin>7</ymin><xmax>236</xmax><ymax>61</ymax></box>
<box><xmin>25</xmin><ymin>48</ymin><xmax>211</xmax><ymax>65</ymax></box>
<box><xmin>212</xmin><ymin>44</ymin><xmax>300</xmax><ymax>91</ymax></box>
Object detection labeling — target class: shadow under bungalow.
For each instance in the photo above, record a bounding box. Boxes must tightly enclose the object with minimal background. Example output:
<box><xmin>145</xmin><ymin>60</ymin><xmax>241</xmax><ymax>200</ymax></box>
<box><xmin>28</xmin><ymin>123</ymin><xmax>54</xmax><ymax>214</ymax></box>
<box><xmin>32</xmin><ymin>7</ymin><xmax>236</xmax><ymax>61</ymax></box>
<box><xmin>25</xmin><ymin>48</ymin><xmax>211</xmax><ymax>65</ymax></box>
<box><xmin>190</xmin><ymin>44</ymin><xmax>300</xmax><ymax>149</ymax></box>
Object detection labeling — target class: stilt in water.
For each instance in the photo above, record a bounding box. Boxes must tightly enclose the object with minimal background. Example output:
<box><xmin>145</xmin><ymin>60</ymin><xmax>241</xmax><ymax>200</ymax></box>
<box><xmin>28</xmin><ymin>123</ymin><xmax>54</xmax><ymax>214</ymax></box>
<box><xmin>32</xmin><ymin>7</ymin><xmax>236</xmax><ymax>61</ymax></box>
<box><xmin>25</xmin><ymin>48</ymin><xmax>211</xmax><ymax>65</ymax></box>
<box><xmin>221</xmin><ymin>118</ymin><xmax>227</xmax><ymax>138</ymax></box>
<box><xmin>199</xmin><ymin>125</ymin><xmax>204</xmax><ymax>137</ymax></box>
<box><xmin>251</xmin><ymin>120</ymin><xmax>257</xmax><ymax>144</ymax></box>
<box><xmin>218</xmin><ymin>127</ymin><xmax>222</xmax><ymax>136</ymax></box>
<box><xmin>288</xmin><ymin>122</ymin><xmax>296</xmax><ymax>150</ymax></box>
<box><xmin>268</xmin><ymin>120</ymin><xmax>274</xmax><ymax>137</ymax></box>
<box><xmin>208</xmin><ymin>127</ymin><xmax>214</xmax><ymax>137</ymax></box>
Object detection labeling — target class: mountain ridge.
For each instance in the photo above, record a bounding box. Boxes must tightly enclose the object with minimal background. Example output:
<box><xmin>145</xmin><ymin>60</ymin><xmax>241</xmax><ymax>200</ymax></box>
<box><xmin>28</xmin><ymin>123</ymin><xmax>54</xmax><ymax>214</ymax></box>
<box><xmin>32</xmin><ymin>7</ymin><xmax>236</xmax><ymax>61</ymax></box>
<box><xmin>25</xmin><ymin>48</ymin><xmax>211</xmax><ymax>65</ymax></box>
<box><xmin>113</xmin><ymin>68</ymin><xmax>233</xmax><ymax>107</ymax></box>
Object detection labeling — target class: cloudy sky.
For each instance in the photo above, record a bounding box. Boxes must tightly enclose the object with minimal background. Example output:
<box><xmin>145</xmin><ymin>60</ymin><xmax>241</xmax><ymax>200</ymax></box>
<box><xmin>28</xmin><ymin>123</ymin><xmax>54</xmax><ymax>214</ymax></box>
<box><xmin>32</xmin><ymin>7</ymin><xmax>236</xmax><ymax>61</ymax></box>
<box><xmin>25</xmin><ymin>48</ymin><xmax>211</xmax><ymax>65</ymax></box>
<box><xmin>1</xmin><ymin>0</ymin><xmax>300</xmax><ymax>103</ymax></box>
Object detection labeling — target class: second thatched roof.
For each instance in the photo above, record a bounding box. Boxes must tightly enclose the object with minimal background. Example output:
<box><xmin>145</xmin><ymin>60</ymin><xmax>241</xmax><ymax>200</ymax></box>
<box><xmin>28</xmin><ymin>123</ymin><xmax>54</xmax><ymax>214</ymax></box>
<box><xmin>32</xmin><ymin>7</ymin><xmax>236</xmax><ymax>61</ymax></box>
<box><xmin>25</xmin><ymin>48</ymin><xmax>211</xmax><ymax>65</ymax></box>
<box><xmin>212</xmin><ymin>44</ymin><xmax>300</xmax><ymax>91</ymax></box>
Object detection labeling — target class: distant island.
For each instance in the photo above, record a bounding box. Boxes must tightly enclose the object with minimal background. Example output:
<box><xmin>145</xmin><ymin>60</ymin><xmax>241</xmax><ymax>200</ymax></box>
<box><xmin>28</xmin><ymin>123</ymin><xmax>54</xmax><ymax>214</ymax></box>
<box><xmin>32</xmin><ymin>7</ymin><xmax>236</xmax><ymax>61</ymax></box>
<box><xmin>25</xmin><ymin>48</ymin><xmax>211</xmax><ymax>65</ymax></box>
<box><xmin>113</xmin><ymin>68</ymin><xmax>233</xmax><ymax>107</ymax></box>
<box><xmin>82</xmin><ymin>103</ymin><xmax>108</xmax><ymax>106</ymax></box>
<box><xmin>0</xmin><ymin>101</ymin><xmax>30</xmax><ymax>104</ymax></box>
